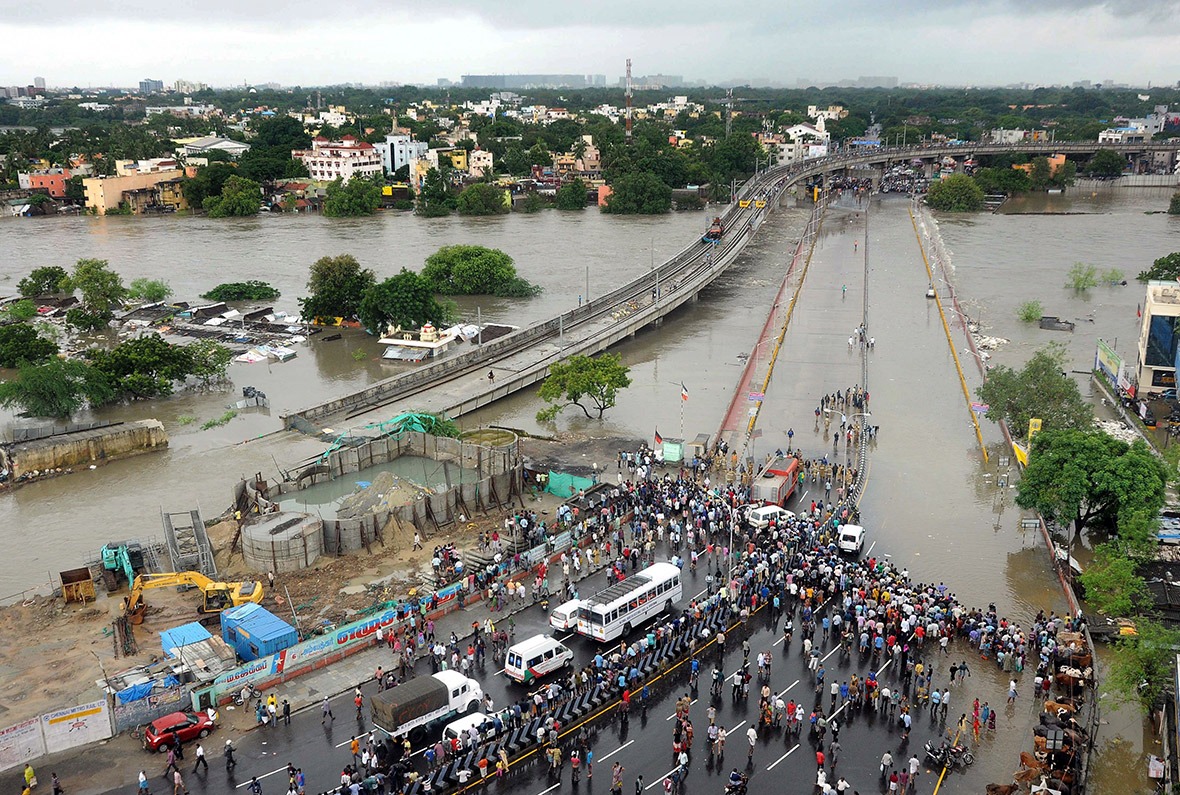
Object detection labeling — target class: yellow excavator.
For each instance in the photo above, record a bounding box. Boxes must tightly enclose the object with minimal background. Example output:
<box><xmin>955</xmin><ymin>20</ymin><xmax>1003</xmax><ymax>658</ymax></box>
<box><xmin>124</xmin><ymin>572</ymin><xmax>264</xmax><ymax>624</ymax></box>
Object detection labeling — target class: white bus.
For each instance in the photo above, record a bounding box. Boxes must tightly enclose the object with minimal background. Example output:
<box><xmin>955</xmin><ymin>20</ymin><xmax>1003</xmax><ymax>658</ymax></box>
<box><xmin>576</xmin><ymin>561</ymin><xmax>683</xmax><ymax>642</ymax></box>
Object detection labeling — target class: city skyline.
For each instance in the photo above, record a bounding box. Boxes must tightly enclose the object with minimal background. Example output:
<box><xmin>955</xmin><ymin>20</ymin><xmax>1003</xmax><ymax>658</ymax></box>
<box><xmin>0</xmin><ymin>0</ymin><xmax>1178</xmax><ymax>88</ymax></box>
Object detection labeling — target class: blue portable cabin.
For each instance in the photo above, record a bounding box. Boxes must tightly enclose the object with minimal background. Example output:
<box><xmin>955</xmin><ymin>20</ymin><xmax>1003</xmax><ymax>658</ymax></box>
<box><xmin>160</xmin><ymin>622</ymin><xmax>212</xmax><ymax>658</ymax></box>
<box><xmin>220</xmin><ymin>602</ymin><xmax>298</xmax><ymax>662</ymax></box>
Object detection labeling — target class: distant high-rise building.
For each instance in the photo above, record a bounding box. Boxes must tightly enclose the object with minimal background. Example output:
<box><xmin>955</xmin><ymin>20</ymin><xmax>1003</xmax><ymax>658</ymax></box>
<box><xmin>589</xmin><ymin>74</ymin><xmax>607</xmax><ymax>87</ymax></box>
<box><xmin>174</xmin><ymin>79</ymin><xmax>208</xmax><ymax>94</ymax></box>
<box><xmin>437</xmin><ymin>78</ymin><xmax>453</xmax><ymax>87</ymax></box>
<box><xmin>33</xmin><ymin>76</ymin><xmax>45</xmax><ymax>90</ymax></box>
<box><xmin>139</xmin><ymin>78</ymin><xmax>164</xmax><ymax>94</ymax></box>
<box><xmin>461</xmin><ymin>74</ymin><xmax>588</xmax><ymax>89</ymax></box>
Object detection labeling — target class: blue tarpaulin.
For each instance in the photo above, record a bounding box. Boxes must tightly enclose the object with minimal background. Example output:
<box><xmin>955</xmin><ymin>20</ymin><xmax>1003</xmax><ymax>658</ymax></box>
<box><xmin>160</xmin><ymin>622</ymin><xmax>212</xmax><ymax>658</ymax></box>
<box><xmin>116</xmin><ymin>682</ymin><xmax>153</xmax><ymax>704</ymax></box>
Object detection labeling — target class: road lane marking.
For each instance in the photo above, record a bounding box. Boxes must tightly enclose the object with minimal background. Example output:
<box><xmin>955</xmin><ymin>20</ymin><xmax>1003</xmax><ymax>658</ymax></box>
<box><xmin>767</xmin><ymin>743</ymin><xmax>800</xmax><ymax>770</ymax></box>
<box><xmin>776</xmin><ymin>679</ymin><xmax>799</xmax><ymax>699</ymax></box>
<box><xmin>665</xmin><ymin>699</ymin><xmax>698</xmax><ymax>720</ymax></box>
<box><xmin>821</xmin><ymin>646</ymin><xmax>839</xmax><ymax>662</ymax></box>
<box><xmin>598</xmin><ymin>740</ymin><xmax>634</xmax><ymax>761</ymax></box>
<box><xmin>644</xmin><ymin>764</ymin><xmax>685</xmax><ymax>790</ymax></box>
<box><xmin>534</xmin><ymin>784</ymin><xmax>561</xmax><ymax>795</ymax></box>
<box><xmin>867</xmin><ymin>540</ymin><xmax>878</xmax><ymax>555</ymax></box>
<box><xmin>236</xmin><ymin>766</ymin><xmax>287</xmax><ymax>788</ymax></box>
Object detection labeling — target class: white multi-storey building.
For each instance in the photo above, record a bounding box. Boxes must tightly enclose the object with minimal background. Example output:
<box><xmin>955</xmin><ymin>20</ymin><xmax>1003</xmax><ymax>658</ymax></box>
<box><xmin>374</xmin><ymin>134</ymin><xmax>429</xmax><ymax>175</ymax></box>
<box><xmin>292</xmin><ymin>136</ymin><xmax>383</xmax><ymax>182</ymax></box>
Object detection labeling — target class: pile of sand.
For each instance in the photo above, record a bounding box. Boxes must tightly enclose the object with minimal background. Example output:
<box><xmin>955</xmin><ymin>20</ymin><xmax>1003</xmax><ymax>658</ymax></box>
<box><xmin>335</xmin><ymin>470</ymin><xmax>426</xmax><ymax>520</ymax></box>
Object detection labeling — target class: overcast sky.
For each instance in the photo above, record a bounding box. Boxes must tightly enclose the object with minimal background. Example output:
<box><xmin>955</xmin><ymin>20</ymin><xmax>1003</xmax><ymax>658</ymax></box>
<box><xmin>2</xmin><ymin>0</ymin><xmax>1178</xmax><ymax>89</ymax></box>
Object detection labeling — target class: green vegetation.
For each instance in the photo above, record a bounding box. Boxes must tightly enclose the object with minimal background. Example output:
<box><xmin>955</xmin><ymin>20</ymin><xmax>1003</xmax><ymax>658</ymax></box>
<box><xmin>0</xmin><ymin>300</ymin><xmax>38</xmax><ymax>323</ymax></box>
<box><xmin>0</xmin><ymin>358</ymin><xmax>115</xmax><ymax>418</ymax></box>
<box><xmin>1102</xmin><ymin>268</ymin><xmax>1125</xmax><ymax>285</ymax></box>
<box><xmin>87</xmin><ymin>335</ymin><xmax>231</xmax><ymax>400</ymax></box>
<box><xmin>323</xmin><ymin>175</ymin><xmax>381</xmax><ymax>217</ymax></box>
<box><xmin>412</xmin><ymin>411</ymin><xmax>461</xmax><ymax>438</ymax></box>
<box><xmin>925</xmin><ymin>174</ymin><xmax>984</xmax><ymax>212</ymax></box>
<box><xmin>201</xmin><ymin>410</ymin><xmax>238</xmax><ymax>430</ymax></box>
<box><xmin>187</xmin><ymin>338</ymin><xmax>234</xmax><ymax>385</ymax></box>
<box><xmin>1137</xmin><ymin>252</ymin><xmax>1180</xmax><ymax>282</ymax></box>
<box><xmin>456</xmin><ymin>182</ymin><xmax>509</xmax><ymax>216</ymax></box>
<box><xmin>1080</xmin><ymin>541</ymin><xmax>1151</xmax><ymax>617</ymax></box>
<box><xmin>201</xmin><ymin>281</ymin><xmax>281</xmax><ymax>301</ymax></box>
<box><xmin>127</xmin><ymin>278</ymin><xmax>173</xmax><ymax>303</ymax></box>
<box><xmin>181</xmin><ymin>162</ymin><xmax>238</xmax><ymax>208</ymax></box>
<box><xmin>415</xmin><ymin>167</ymin><xmax>452</xmax><ymax>217</ymax></box>
<box><xmin>973</xmin><ymin>167</ymin><xmax>1031</xmax><ymax>195</ymax></box>
<box><xmin>1016</xmin><ymin>300</ymin><xmax>1043</xmax><ymax>323</ymax></box>
<box><xmin>351</xmin><ymin>348</ymin><xmax>367</xmax><ymax>361</ymax></box>
<box><xmin>1065</xmin><ymin>262</ymin><xmax>1099</xmax><ymax>291</ymax></box>
<box><xmin>299</xmin><ymin>254</ymin><xmax>375</xmax><ymax>321</ymax></box>
<box><xmin>0</xmin><ymin>324</ymin><xmax>59</xmax><ymax>367</ymax></box>
<box><xmin>358</xmin><ymin>269</ymin><xmax>450</xmax><ymax>336</ymax></box>
<box><xmin>1106</xmin><ymin>619</ymin><xmax>1180</xmax><ymax>714</ymax></box>
<box><xmin>17</xmin><ymin>265</ymin><xmax>67</xmax><ymax>297</ymax></box>
<box><xmin>1027</xmin><ymin>156</ymin><xmax>1077</xmax><ymax>191</ymax></box>
<box><xmin>536</xmin><ymin>353</ymin><xmax>633</xmax><ymax>422</ymax></box>
<box><xmin>977</xmin><ymin>345</ymin><xmax>1094</xmax><ymax>436</ymax></box>
<box><xmin>236</xmin><ymin>115</ymin><xmax>310</xmax><ymax>183</ymax></box>
<box><xmin>603</xmin><ymin>172</ymin><xmax>672</xmax><ymax>214</ymax></box>
<box><xmin>176</xmin><ymin>415</ymin><xmax>197</xmax><ymax>425</ymax></box>
<box><xmin>203</xmin><ymin>175</ymin><xmax>263</xmax><ymax>217</ymax></box>
<box><xmin>517</xmin><ymin>193</ymin><xmax>545</xmax><ymax>213</ymax></box>
<box><xmin>555</xmin><ymin>178</ymin><xmax>588</xmax><ymax>210</ymax></box>
<box><xmin>60</xmin><ymin>258</ymin><xmax>127</xmax><ymax>331</ymax></box>
<box><xmin>422</xmin><ymin>245</ymin><xmax>541</xmax><ymax>298</ymax></box>
<box><xmin>1169</xmin><ymin>192</ymin><xmax>1180</xmax><ymax>215</ymax></box>
<box><xmin>1016</xmin><ymin>429</ymin><xmax>1167</xmax><ymax>536</ymax></box>
<box><xmin>1085</xmin><ymin>148</ymin><xmax>1127</xmax><ymax>177</ymax></box>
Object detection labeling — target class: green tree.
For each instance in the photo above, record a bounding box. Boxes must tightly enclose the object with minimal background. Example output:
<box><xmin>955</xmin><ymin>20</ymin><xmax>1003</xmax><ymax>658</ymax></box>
<box><xmin>86</xmin><ymin>335</ymin><xmax>195</xmax><ymax>400</ymax></box>
<box><xmin>0</xmin><ymin>300</ymin><xmax>37</xmax><ymax>323</ymax></box>
<box><xmin>977</xmin><ymin>345</ymin><xmax>1093</xmax><ymax>436</ymax></box>
<box><xmin>556</xmin><ymin>178</ymin><xmax>588</xmax><ymax>210</ymax></box>
<box><xmin>0</xmin><ymin>324</ymin><xmax>59</xmax><ymax>367</ymax></box>
<box><xmin>127</xmin><ymin>277</ymin><xmax>173</xmax><ymax>303</ymax></box>
<box><xmin>358</xmin><ymin>269</ymin><xmax>449</xmax><ymax>335</ymax></box>
<box><xmin>1027</xmin><ymin>157</ymin><xmax>1053</xmax><ymax>191</ymax></box>
<box><xmin>203</xmin><ymin>175</ymin><xmax>262</xmax><ymax>217</ymax></box>
<box><xmin>60</xmin><ymin>258</ymin><xmax>126</xmax><ymax>330</ymax></box>
<box><xmin>186</xmin><ymin>339</ymin><xmax>233</xmax><ymax>385</ymax></box>
<box><xmin>1137</xmin><ymin>252</ymin><xmax>1180</xmax><ymax>282</ymax></box>
<box><xmin>1065</xmin><ymin>262</ymin><xmax>1099</xmax><ymax>291</ymax></box>
<box><xmin>1016</xmin><ymin>429</ymin><xmax>1168</xmax><ymax>536</ymax></box>
<box><xmin>536</xmin><ymin>353</ymin><xmax>633</xmax><ymax>421</ymax></box>
<box><xmin>973</xmin><ymin>167</ymin><xmax>1031</xmax><ymax>195</ymax></box>
<box><xmin>1079</xmin><ymin>541</ymin><xmax>1149</xmax><ymax>616</ymax></box>
<box><xmin>323</xmin><ymin>175</ymin><xmax>381</xmax><ymax>217</ymax></box>
<box><xmin>0</xmin><ymin>358</ymin><xmax>114</xmax><ymax>418</ymax></box>
<box><xmin>603</xmin><ymin>172</ymin><xmax>672</xmax><ymax>214</ymax></box>
<box><xmin>201</xmin><ymin>281</ymin><xmax>281</xmax><ymax>301</ymax></box>
<box><xmin>925</xmin><ymin>174</ymin><xmax>984</xmax><ymax>212</ymax></box>
<box><xmin>65</xmin><ymin>175</ymin><xmax>85</xmax><ymax>203</ymax></box>
<box><xmin>299</xmin><ymin>254</ymin><xmax>375</xmax><ymax>321</ymax></box>
<box><xmin>1106</xmin><ymin>618</ymin><xmax>1180</xmax><ymax>714</ymax></box>
<box><xmin>17</xmin><ymin>265</ymin><xmax>67</xmax><ymax>297</ymax></box>
<box><xmin>415</xmin><ymin>168</ymin><xmax>452</xmax><ymax>217</ymax></box>
<box><xmin>1169</xmin><ymin>192</ymin><xmax>1180</xmax><ymax>215</ymax></box>
<box><xmin>517</xmin><ymin>193</ymin><xmax>545</xmax><ymax>213</ymax></box>
<box><xmin>1051</xmin><ymin>159</ymin><xmax>1077</xmax><ymax>188</ymax></box>
<box><xmin>1086</xmin><ymin>148</ymin><xmax>1127</xmax><ymax>177</ymax></box>
<box><xmin>181</xmin><ymin>161</ymin><xmax>237</xmax><ymax>207</ymax></box>
<box><xmin>456</xmin><ymin>182</ymin><xmax>509</xmax><ymax>216</ymax></box>
<box><xmin>422</xmin><ymin>245</ymin><xmax>540</xmax><ymax>297</ymax></box>
<box><xmin>1016</xmin><ymin>300</ymin><xmax>1043</xmax><ymax>322</ymax></box>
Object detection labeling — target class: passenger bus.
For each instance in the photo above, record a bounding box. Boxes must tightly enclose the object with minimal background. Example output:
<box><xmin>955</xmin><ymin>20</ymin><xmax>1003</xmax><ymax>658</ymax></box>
<box><xmin>576</xmin><ymin>561</ymin><xmax>682</xmax><ymax>642</ymax></box>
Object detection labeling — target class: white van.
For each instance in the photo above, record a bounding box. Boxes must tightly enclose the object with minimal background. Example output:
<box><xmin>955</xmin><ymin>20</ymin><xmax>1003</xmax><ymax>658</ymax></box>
<box><xmin>748</xmin><ymin>505</ymin><xmax>794</xmax><ymax>530</ymax></box>
<box><xmin>837</xmin><ymin>525</ymin><xmax>865</xmax><ymax>554</ymax></box>
<box><xmin>549</xmin><ymin>599</ymin><xmax>585</xmax><ymax>631</ymax></box>
<box><xmin>504</xmin><ymin>634</ymin><xmax>574</xmax><ymax>684</ymax></box>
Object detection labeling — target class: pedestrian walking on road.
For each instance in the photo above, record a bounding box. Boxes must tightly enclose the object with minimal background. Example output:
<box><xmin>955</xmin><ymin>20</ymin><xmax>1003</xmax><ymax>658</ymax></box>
<box><xmin>635</xmin><ymin>776</ymin><xmax>643</xmax><ymax>795</ymax></box>
<box><xmin>248</xmin><ymin>778</ymin><xmax>262</xmax><ymax>795</ymax></box>
<box><xmin>413</xmin><ymin>532</ymin><xmax>423</xmax><ymax>550</ymax></box>
<box><xmin>171</xmin><ymin>771</ymin><xmax>188</xmax><ymax>795</ymax></box>
<box><xmin>282</xmin><ymin>699</ymin><xmax>291</xmax><ymax>725</ymax></box>
<box><xmin>321</xmin><ymin>696</ymin><xmax>333</xmax><ymax>723</ymax></box>
<box><xmin>746</xmin><ymin>726</ymin><xmax>757</xmax><ymax>759</ymax></box>
<box><xmin>192</xmin><ymin>744</ymin><xmax>208</xmax><ymax>773</ymax></box>
<box><xmin>163</xmin><ymin>749</ymin><xmax>180</xmax><ymax>779</ymax></box>
<box><xmin>138</xmin><ymin>771</ymin><xmax>150</xmax><ymax>795</ymax></box>
<box><xmin>225</xmin><ymin>740</ymin><xmax>236</xmax><ymax>771</ymax></box>
<box><xmin>50</xmin><ymin>774</ymin><xmax>62</xmax><ymax>795</ymax></box>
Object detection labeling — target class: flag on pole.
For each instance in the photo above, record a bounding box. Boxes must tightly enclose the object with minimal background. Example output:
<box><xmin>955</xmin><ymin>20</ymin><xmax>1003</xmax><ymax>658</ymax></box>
<box><xmin>654</xmin><ymin>429</ymin><xmax>663</xmax><ymax>445</ymax></box>
<box><xmin>681</xmin><ymin>383</ymin><xmax>689</xmax><ymax>402</ymax></box>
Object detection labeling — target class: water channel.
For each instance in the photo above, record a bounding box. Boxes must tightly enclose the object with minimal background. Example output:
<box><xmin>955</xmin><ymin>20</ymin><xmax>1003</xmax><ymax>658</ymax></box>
<box><xmin>2</xmin><ymin>187</ymin><xmax>1178</xmax><ymax>792</ymax></box>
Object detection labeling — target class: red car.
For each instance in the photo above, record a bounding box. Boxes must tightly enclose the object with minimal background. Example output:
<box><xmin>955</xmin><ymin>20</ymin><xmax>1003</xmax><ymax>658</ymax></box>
<box><xmin>143</xmin><ymin>710</ymin><xmax>215</xmax><ymax>753</ymax></box>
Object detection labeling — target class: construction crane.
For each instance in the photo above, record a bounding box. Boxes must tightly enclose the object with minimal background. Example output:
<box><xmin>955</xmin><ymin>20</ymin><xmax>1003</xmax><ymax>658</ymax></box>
<box><xmin>124</xmin><ymin>572</ymin><xmax>264</xmax><ymax>624</ymax></box>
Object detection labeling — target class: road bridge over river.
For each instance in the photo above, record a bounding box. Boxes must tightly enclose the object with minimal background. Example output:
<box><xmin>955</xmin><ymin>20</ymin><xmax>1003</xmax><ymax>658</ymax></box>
<box><xmin>282</xmin><ymin>140</ymin><xmax>1180</xmax><ymax>432</ymax></box>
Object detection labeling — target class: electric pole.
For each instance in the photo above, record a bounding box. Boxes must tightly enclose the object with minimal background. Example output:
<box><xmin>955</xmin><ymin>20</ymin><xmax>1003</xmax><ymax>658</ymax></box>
<box><xmin>625</xmin><ymin>58</ymin><xmax>633</xmax><ymax>147</ymax></box>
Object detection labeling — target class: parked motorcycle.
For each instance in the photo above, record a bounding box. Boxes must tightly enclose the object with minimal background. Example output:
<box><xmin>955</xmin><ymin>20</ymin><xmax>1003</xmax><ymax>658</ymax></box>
<box><xmin>234</xmin><ymin>684</ymin><xmax>262</xmax><ymax>706</ymax></box>
<box><xmin>924</xmin><ymin>740</ymin><xmax>975</xmax><ymax>769</ymax></box>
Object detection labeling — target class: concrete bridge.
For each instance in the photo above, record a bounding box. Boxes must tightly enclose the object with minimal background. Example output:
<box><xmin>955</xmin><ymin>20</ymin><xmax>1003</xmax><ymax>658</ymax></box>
<box><xmin>282</xmin><ymin>139</ymin><xmax>1180</xmax><ymax>432</ymax></box>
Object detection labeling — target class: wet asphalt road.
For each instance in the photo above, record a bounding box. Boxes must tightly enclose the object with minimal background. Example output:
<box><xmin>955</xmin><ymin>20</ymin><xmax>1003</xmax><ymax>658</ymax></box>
<box><xmin>97</xmin><ymin>554</ymin><xmax>981</xmax><ymax>795</ymax></box>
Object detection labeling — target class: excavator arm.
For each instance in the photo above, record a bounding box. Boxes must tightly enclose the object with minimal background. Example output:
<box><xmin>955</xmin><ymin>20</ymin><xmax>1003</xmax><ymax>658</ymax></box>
<box><xmin>124</xmin><ymin>572</ymin><xmax>261</xmax><ymax>623</ymax></box>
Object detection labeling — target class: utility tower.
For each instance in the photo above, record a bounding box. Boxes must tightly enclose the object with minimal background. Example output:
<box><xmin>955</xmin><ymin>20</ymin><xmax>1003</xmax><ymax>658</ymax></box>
<box><xmin>625</xmin><ymin>58</ymin><xmax>633</xmax><ymax>147</ymax></box>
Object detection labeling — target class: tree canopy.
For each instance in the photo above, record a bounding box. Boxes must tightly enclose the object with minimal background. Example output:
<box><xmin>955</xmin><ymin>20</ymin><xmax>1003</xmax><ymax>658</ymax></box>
<box><xmin>603</xmin><ymin>172</ymin><xmax>672</xmax><ymax>215</ymax></box>
<box><xmin>925</xmin><ymin>174</ymin><xmax>984</xmax><ymax>211</ymax></box>
<box><xmin>536</xmin><ymin>353</ymin><xmax>633</xmax><ymax>421</ymax></box>
<box><xmin>61</xmin><ymin>258</ymin><xmax>127</xmax><ymax>331</ymax></box>
<box><xmin>1085</xmin><ymin>148</ymin><xmax>1127</xmax><ymax>177</ymax></box>
<box><xmin>299</xmin><ymin>254</ymin><xmax>375</xmax><ymax>321</ymax></box>
<box><xmin>201</xmin><ymin>281</ymin><xmax>281</xmax><ymax>301</ymax></box>
<box><xmin>556</xmin><ymin>178</ymin><xmax>588</xmax><ymax>210</ymax></box>
<box><xmin>0</xmin><ymin>358</ymin><xmax>114</xmax><ymax>418</ymax></box>
<box><xmin>86</xmin><ymin>335</ymin><xmax>216</xmax><ymax>400</ymax></box>
<box><xmin>127</xmin><ymin>278</ymin><xmax>173</xmax><ymax>303</ymax></box>
<box><xmin>323</xmin><ymin>175</ymin><xmax>381</xmax><ymax>217</ymax></box>
<box><xmin>358</xmin><ymin>269</ymin><xmax>449</xmax><ymax>335</ymax></box>
<box><xmin>977</xmin><ymin>345</ymin><xmax>1093</xmax><ymax>437</ymax></box>
<box><xmin>1137</xmin><ymin>252</ymin><xmax>1180</xmax><ymax>283</ymax></box>
<box><xmin>0</xmin><ymin>324</ymin><xmax>59</xmax><ymax>368</ymax></box>
<box><xmin>1016</xmin><ymin>429</ymin><xmax>1168</xmax><ymax>536</ymax></box>
<box><xmin>422</xmin><ymin>245</ymin><xmax>540</xmax><ymax>298</ymax></box>
<box><xmin>203</xmin><ymin>175</ymin><xmax>262</xmax><ymax>217</ymax></box>
<box><xmin>455</xmin><ymin>182</ymin><xmax>509</xmax><ymax>216</ymax></box>
<box><xmin>415</xmin><ymin>167</ymin><xmax>452</xmax><ymax>217</ymax></box>
<box><xmin>1106</xmin><ymin>618</ymin><xmax>1180</xmax><ymax>714</ymax></box>
<box><xmin>17</xmin><ymin>265</ymin><xmax>67</xmax><ymax>297</ymax></box>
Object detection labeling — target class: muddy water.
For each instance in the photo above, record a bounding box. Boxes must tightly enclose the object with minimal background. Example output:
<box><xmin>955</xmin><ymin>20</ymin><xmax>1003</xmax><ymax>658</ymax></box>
<box><xmin>0</xmin><ymin>210</ymin><xmax>702</xmax><ymax>596</ymax></box>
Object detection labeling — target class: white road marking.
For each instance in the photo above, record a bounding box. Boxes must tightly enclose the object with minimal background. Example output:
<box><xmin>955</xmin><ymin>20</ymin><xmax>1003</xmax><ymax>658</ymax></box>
<box><xmin>665</xmin><ymin>699</ymin><xmax>698</xmax><ymax>720</ymax></box>
<box><xmin>236</xmin><ymin>767</ymin><xmax>287</xmax><ymax>788</ymax></box>
<box><xmin>767</xmin><ymin>743</ymin><xmax>800</xmax><ymax>770</ymax></box>
<box><xmin>534</xmin><ymin>784</ymin><xmax>562</xmax><ymax>795</ymax></box>
<box><xmin>644</xmin><ymin>766</ymin><xmax>682</xmax><ymax>790</ymax></box>
<box><xmin>866</xmin><ymin>540</ymin><xmax>878</xmax><ymax>555</ymax></box>
<box><xmin>598</xmin><ymin>740</ymin><xmax>635</xmax><ymax>761</ymax></box>
<box><xmin>821</xmin><ymin>646</ymin><xmax>839</xmax><ymax>662</ymax></box>
<box><xmin>776</xmin><ymin>679</ymin><xmax>799</xmax><ymax>699</ymax></box>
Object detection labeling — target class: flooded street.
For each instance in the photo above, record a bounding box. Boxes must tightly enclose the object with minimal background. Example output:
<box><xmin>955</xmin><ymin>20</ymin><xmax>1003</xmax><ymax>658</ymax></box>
<box><xmin>1</xmin><ymin>187</ymin><xmax>1175</xmax><ymax>791</ymax></box>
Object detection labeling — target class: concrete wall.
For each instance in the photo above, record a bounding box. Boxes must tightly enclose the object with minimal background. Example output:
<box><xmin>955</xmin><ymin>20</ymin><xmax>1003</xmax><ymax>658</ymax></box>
<box><xmin>236</xmin><ymin>431</ymin><xmax>520</xmax><ymax>551</ymax></box>
<box><xmin>5</xmin><ymin>419</ymin><xmax>168</xmax><ymax>478</ymax></box>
